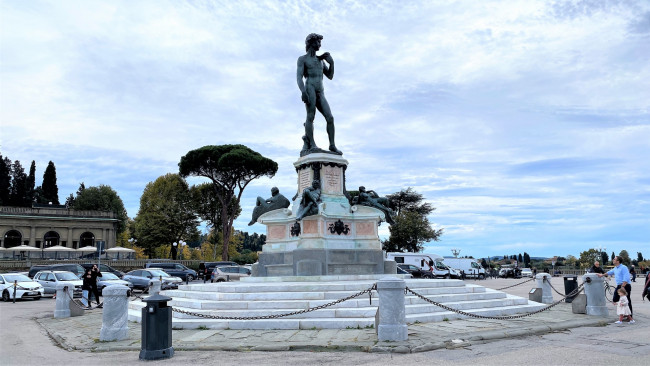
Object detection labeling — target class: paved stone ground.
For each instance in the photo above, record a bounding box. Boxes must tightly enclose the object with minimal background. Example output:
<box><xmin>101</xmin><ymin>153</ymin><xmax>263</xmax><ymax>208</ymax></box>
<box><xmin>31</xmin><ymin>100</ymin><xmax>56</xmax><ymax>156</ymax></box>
<box><xmin>1</xmin><ymin>276</ymin><xmax>648</xmax><ymax>365</ymax></box>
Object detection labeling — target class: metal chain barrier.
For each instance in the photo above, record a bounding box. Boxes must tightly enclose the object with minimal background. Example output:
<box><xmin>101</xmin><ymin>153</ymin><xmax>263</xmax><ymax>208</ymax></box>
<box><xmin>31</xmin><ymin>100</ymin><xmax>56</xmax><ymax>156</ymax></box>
<box><xmin>171</xmin><ymin>283</ymin><xmax>377</xmax><ymax>320</ymax></box>
<box><xmin>546</xmin><ymin>278</ymin><xmax>567</xmax><ymax>296</ymax></box>
<box><xmin>130</xmin><ymin>283</ymin><xmax>152</xmax><ymax>301</ymax></box>
<box><xmin>405</xmin><ymin>283</ymin><xmax>584</xmax><ymax>320</ymax></box>
<box><xmin>496</xmin><ymin>277</ymin><xmax>535</xmax><ymax>291</ymax></box>
<box><xmin>62</xmin><ymin>286</ymin><xmax>98</xmax><ymax>310</ymax></box>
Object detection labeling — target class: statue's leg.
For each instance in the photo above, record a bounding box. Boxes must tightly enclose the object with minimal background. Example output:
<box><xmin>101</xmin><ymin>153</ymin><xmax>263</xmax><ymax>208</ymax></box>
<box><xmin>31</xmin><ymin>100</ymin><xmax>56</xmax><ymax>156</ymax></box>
<box><xmin>316</xmin><ymin>94</ymin><xmax>341</xmax><ymax>154</ymax></box>
<box><xmin>304</xmin><ymin>87</ymin><xmax>318</xmax><ymax>149</ymax></box>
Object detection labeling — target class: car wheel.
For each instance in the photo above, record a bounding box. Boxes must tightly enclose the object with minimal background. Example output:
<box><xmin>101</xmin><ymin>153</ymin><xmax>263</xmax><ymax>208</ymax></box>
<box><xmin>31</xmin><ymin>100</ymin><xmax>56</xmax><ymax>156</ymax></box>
<box><xmin>186</xmin><ymin>275</ymin><xmax>194</xmax><ymax>282</ymax></box>
<box><xmin>478</xmin><ymin>274</ymin><xmax>485</xmax><ymax>280</ymax></box>
<box><xmin>444</xmin><ymin>274</ymin><xmax>450</xmax><ymax>279</ymax></box>
<box><xmin>216</xmin><ymin>279</ymin><xmax>225</xmax><ymax>282</ymax></box>
<box><xmin>34</xmin><ymin>296</ymin><xmax>41</xmax><ymax>300</ymax></box>
<box><xmin>2</xmin><ymin>290</ymin><xmax>10</xmax><ymax>302</ymax></box>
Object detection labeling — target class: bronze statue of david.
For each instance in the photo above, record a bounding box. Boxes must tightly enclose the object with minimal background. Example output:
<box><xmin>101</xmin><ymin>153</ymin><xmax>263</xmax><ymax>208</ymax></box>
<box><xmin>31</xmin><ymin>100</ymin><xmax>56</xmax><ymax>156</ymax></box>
<box><xmin>297</xmin><ymin>33</ymin><xmax>342</xmax><ymax>155</ymax></box>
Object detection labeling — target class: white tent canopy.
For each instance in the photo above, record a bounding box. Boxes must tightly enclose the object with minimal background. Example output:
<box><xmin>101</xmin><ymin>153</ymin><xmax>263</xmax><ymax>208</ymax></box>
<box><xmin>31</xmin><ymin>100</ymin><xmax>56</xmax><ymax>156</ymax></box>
<box><xmin>6</xmin><ymin>244</ymin><xmax>40</xmax><ymax>251</ymax></box>
<box><xmin>43</xmin><ymin>245</ymin><xmax>75</xmax><ymax>252</ymax></box>
<box><xmin>106</xmin><ymin>246</ymin><xmax>135</xmax><ymax>253</ymax></box>
<box><xmin>77</xmin><ymin>246</ymin><xmax>98</xmax><ymax>252</ymax></box>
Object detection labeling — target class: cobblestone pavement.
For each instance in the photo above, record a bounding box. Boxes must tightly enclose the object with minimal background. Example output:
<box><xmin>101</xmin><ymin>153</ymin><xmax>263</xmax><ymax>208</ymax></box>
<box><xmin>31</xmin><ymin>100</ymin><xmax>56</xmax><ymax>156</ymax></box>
<box><xmin>1</xmin><ymin>276</ymin><xmax>648</xmax><ymax>365</ymax></box>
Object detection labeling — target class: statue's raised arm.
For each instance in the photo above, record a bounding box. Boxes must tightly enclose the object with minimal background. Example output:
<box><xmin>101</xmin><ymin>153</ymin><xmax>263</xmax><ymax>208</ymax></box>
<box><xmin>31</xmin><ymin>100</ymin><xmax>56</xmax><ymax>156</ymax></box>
<box><xmin>297</xmin><ymin>33</ymin><xmax>342</xmax><ymax>156</ymax></box>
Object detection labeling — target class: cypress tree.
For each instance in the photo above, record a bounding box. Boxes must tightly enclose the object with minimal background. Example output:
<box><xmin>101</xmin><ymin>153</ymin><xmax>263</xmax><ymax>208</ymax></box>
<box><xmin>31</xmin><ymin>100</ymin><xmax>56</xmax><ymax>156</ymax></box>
<box><xmin>41</xmin><ymin>161</ymin><xmax>60</xmax><ymax>204</ymax></box>
<box><xmin>26</xmin><ymin>160</ymin><xmax>36</xmax><ymax>204</ymax></box>
<box><xmin>0</xmin><ymin>155</ymin><xmax>11</xmax><ymax>205</ymax></box>
<box><xmin>10</xmin><ymin>160</ymin><xmax>28</xmax><ymax>206</ymax></box>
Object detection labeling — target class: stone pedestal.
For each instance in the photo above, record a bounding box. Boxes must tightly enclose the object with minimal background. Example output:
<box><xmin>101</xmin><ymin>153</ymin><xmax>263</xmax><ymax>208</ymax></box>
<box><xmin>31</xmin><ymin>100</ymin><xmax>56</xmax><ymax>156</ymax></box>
<box><xmin>535</xmin><ymin>273</ymin><xmax>554</xmax><ymax>304</ymax></box>
<box><xmin>54</xmin><ymin>283</ymin><xmax>73</xmax><ymax>318</ymax></box>
<box><xmin>256</xmin><ymin>153</ymin><xmax>388</xmax><ymax>277</ymax></box>
<box><xmin>100</xmin><ymin>285</ymin><xmax>130</xmax><ymax>341</ymax></box>
<box><xmin>376</xmin><ymin>277</ymin><xmax>408</xmax><ymax>341</ymax></box>
<box><xmin>583</xmin><ymin>274</ymin><xmax>609</xmax><ymax>317</ymax></box>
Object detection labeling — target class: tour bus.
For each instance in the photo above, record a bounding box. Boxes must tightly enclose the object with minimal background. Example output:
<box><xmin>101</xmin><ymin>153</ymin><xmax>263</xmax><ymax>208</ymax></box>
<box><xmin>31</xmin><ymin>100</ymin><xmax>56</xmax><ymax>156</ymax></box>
<box><xmin>441</xmin><ymin>258</ymin><xmax>486</xmax><ymax>280</ymax></box>
<box><xmin>386</xmin><ymin>252</ymin><xmax>460</xmax><ymax>279</ymax></box>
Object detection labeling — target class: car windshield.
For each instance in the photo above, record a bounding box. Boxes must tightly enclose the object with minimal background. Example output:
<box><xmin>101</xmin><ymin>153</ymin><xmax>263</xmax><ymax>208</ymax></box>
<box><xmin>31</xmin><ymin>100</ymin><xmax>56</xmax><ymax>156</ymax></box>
<box><xmin>4</xmin><ymin>274</ymin><xmax>32</xmax><ymax>282</ymax></box>
<box><xmin>55</xmin><ymin>272</ymin><xmax>79</xmax><ymax>281</ymax></box>
<box><xmin>148</xmin><ymin>270</ymin><xmax>170</xmax><ymax>278</ymax></box>
<box><xmin>435</xmin><ymin>261</ymin><xmax>449</xmax><ymax>269</ymax></box>
<box><xmin>102</xmin><ymin>273</ymin><xmax>119</xmax><ymax>280</ymax></box>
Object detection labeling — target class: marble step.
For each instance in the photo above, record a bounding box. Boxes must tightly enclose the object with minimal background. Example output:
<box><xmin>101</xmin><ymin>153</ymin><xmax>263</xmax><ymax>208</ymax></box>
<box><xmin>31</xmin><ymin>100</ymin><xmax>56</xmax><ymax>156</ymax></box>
<box><xmin>177</xmin><ymin>278</ymin><xmax>465</xmax><ymax>293</ymax></box>
<box><xmin>127</xmin><ymin>301</ymin><xmax>546</xmax><ymax>330</ymax></box>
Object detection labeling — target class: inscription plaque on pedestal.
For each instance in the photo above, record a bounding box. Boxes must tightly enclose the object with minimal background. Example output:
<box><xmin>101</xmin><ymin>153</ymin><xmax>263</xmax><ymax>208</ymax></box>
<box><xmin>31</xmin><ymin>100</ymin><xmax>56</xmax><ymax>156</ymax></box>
<box><xmin>298</xmin><ymin>169</ymin><xmax>312</xmax><ymax>195</ymax></box>
<box><xmin>322</xmin><ymin>166</ymin><xmax>341</xmax><ymax>194</ymax></box>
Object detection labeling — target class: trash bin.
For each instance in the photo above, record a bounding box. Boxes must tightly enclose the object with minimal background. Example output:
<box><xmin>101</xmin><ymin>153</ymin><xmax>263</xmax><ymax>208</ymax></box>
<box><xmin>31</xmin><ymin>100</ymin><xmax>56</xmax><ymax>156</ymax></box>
<box><xmin>563</xmin><ymin>275</ymin><xmax>578</xmax><ymax>303</ymax></box>
<box><xmin>139</xmin><ymin>294</ymin><xmax>174</xmax><ymax>360</ymax></box>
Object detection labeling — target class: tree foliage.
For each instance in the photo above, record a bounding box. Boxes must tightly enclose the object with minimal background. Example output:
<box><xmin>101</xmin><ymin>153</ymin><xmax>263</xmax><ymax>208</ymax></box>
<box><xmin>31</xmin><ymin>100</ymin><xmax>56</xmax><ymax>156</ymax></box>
<box><xmin>381</xmin><ymin>187</ymin><xmax>442</xmax><ymax>252</ymax></box>
<box><xmin>41</xmin><ymin>161</ymin><xmax>59</xmax><ymax>204</ymax></box>
<box><xmin>179</xmin><ymin>144</ymin><xmax>278</xmax><ymax>261</ymax></box>
<box><xmin>618</xmin><ymin>250</ymin><xmax>631</xmax><ymax>266</ymax></box>
<box><xmin>0</xmin><ymin>155</ymin><xmax>11</xmax><ymax>205</ymax></box>
<box><xmin>134</xmin><ymin>173</ymin><xmax>200</xmax><ymax>258</ymax></box>
<box><xmin>579</xmin><ymin>249</ymin><xmax>601</xmax><ymax>268</ymax></box>
<box><xmin>9</xmin><ymin>160</ymin><xmax>28</xmax><ymax>206</ymax></box>
<box><xmin>72</xmin><ymin>184</ymin><xmax>128</xmax><ymax>234</ymax></box>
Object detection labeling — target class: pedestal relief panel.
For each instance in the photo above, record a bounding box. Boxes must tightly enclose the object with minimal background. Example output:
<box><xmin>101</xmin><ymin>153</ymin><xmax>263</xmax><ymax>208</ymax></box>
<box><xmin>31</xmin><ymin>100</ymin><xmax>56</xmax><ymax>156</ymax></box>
<box><xmin>303</xmin><ymin>219</ymin><xmax>319</xmax><ymax>234</ymax></box>
<box><xmin>356</xmin><ymin>222</ymin><xmax>376</xmax><ymax>236</ymax></box>
<box><xmin>268</xmin><ymin>225</ymin><xmax>287</xmax><ymax>241</ymax></box>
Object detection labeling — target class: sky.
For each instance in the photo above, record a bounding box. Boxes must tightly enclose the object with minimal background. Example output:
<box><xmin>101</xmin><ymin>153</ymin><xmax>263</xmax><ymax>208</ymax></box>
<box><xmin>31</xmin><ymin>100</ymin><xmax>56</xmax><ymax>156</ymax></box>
<box><xmin>1</xmin><ymin>0</ymin><xmax>649</xmax><ymax>260</ymax></box>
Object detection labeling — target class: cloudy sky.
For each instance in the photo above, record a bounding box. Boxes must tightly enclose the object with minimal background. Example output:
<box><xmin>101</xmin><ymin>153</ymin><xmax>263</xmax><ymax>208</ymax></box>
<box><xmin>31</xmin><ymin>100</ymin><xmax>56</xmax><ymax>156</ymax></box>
<box><xmin>2</xmin><ymin>0</ymin><xmax>648</xmax><ymax>260</ymax></box>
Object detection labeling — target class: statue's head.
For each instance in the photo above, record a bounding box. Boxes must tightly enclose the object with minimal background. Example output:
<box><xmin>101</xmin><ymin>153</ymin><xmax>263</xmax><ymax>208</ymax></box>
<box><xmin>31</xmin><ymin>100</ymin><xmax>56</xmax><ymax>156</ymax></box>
<box><xmin>305</xmin><ymin>33</ymin><xmax>323</xmax><ymax>52</ymax></box>
<box><xmin>359</xmin><ymin>186</ymin><xmax>366</xmax><ymax>192</ymax></box>
<box><xmin>312</xmin><ymin>179</ymin><xmax>321</xmax><ymax>188</ymax></box>
<box><xmin>271</xmin><ymin>187</ymin><xmax>279</xmax><ymax>196</ymax></box>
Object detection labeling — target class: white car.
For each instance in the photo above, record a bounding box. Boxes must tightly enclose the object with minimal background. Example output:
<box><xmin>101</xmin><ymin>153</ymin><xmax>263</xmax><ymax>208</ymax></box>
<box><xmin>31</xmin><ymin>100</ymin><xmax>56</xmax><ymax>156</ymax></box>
<box><xmin>1</xmin><ymin>273</ymin><xmax>45</xmax><ymax>301</ymax></box>
<box><xmin>34</xmin><ymin>270</ymin><xmax>83</xmax><ymax>297</ymax></box>
<box><xmin>521</xmin><ymin>268</ymin><xmax>533</xmax><ymax>277</ymax></box>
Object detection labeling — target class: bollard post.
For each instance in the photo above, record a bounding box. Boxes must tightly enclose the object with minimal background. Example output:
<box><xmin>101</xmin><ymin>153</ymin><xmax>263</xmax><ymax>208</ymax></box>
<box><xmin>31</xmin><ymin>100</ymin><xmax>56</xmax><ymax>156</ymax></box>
<box><xmin>582</xmin><ymin>274</ymin><xmax>609</xmax><ymax>317</ymax></box>
<box><xmin>13</xmin><ymin>280</ymin><xmax>17</xmax><ymax>304</ymax></box>
<box><xmin>100</xmin><ymin>285</ymin><xmax>131</xmax><ymax>341</ymax></box>
<box><xmin>535</xmin><ymin>273</ymin><xmax>554</xmax><ymax>304</ymax></box>
<box><xmin>150</xmin><ymin>280</ymin><xmax>162</xmax><ymax>296</ymax></box>
<box><xmin>376</xmin><ymin>277</ymin><xmax>408</xmax><ymax>341</ymax></box>
<box><xmin>139</xmin><ymin>294</ymin><xmax>174</xmax><ymax>360</ymax></box>
<box><xmin>54</xmin><ymin>284</ymin><xmax>73</xmax><ymax>318</ymax></box>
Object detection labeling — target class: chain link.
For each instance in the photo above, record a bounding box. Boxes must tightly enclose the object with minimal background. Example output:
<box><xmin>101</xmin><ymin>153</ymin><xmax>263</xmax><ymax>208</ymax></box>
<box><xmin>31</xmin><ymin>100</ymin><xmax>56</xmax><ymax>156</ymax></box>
<box><xmin>171</xmin><ymin>284</ymin><xmax>377</xmax><ymax>320</ymax></box>
<box><xmin>496</xmin><ymin>277</ymin><xmax>535</xmax><ymax>291</ymax></box>
<box><xmin>405</xmin><ymin>283</ymin><xmax>584</xmax><ymax>320</ymax></box>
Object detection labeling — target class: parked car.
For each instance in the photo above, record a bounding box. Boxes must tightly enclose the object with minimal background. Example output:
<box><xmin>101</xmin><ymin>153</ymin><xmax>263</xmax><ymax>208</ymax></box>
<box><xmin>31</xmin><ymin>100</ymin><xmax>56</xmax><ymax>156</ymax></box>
<box><xmin>81</xmin><ymin>263</ymin><xmax>124</xmax><ymax>278</ymax></box>
<box><xmin>0</xmin><ymin>273</ymin><xmax>45</xmax><ymax>301</ymax></box>
<box><xmin>499</xmin><ymin>267</ymin><xmax>522</xmax><ymax>279</ymax></box>
<box><xmin>397</xmin><ymin>264</ymin><xmax>434</xmax><ymax>279</ymax></box>
<box><xmin>145</xmin><ymin>262</ymin><xmax>197</xmax><ymax>282</ymax></box>
<box><xmin>33</xmin><ymin>270</ymin><xmax>83</xmax><ymax>297</ymax></box>
<box><xmin>28</xmin><ymin>263</ymin><xmax>86</xmax><ymax>278</ymax></box>
<box><xmin>122</xmin><ymin>269</ymin><xmax>183</xmax><ymax>292</ymax></box>
<box><xmin>521</xmin><ymin>268</ymin><xmax>533</xmax><ymax>278</ymax></box>
<box><xmin>96</xmin><ymin>272</ymin><xmax>133</xmax><ymax>294</ymax></box>
<box><xmin>211</xmin><ymin>266</ymin><xmax>251</xmax><ymax>282</ymax></box>
<box><xmin>396</xmin><ymin>266</ymin><xmax>413</xmax><ymax>278</ymax></box>
<box><xmin>198</xmin><ymin>261</ymin><xmax>238</xmax><ymax>280</ymax></box>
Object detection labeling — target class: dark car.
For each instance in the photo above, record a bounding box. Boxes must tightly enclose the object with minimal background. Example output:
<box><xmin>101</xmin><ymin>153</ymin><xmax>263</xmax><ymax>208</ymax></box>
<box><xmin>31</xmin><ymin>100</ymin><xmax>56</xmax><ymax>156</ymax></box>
<box><xmin>145</xmin><ymin>262</ymin><xmax>197</xmax><ymax>282</ymax></box>
<box><xmin>398</xmin><ymin>264</ymin><xmax>434</xmax><ymax>279</ymax></box>
<box><xmin>198</xmin><ymin>261</ymin><xmax>238</xmax><ymax>280</ymax></box>
<box><xmin>81</xmin><ymin>263</ymin><xmax>124</xmax><ymax>278</ymax></box>
<box><xmin>122</xmin><ymin>269</ymin><xmax>183</xmax><ymax>292</ymax></box>
<box><xmin>96</xmin><ymin>272</ymin><xmax>133</xmax><ymax>294</ymax></box>
<box><xmin>28</xmin><ymin>264</ymin><xmax>86</xmax><ymax>278</ymax></box>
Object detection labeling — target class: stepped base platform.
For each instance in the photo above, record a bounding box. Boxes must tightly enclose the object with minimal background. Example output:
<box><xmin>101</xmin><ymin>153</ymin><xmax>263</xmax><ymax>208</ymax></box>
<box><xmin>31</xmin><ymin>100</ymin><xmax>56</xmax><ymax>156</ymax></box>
<box><xmin>128</xmin><ymin>275</ymin><xmax>546</xmax><ymax>330</ymax></box>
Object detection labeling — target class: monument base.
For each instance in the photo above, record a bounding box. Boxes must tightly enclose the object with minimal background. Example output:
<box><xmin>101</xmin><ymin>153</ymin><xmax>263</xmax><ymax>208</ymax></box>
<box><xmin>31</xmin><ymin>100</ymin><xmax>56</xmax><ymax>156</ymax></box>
<box><xmin>256</xmin><ymin>248</ymin><xmax>385</xmax><ymax>277</ymax></box>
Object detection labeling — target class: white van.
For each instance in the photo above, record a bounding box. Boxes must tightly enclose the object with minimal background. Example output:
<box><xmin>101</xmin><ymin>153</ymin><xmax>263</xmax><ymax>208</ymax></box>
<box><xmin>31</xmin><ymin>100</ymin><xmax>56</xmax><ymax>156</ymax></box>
<box><xmin>386</xmin><ymin>252</ymin><xmax>460</xmax><ymax>279</ymax></box>
<box><xmin>442</xmin><ymin>258</ymin><xmax>486</xmax><ymax>280</ymax></box>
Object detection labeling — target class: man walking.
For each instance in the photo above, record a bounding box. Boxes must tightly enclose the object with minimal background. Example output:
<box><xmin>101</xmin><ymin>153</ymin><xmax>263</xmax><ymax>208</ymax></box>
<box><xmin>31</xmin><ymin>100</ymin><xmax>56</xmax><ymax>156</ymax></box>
<box><xmin>598</xmin><ymin>256</ymin><xmax>634</xmax><ymax>321</ymax></box>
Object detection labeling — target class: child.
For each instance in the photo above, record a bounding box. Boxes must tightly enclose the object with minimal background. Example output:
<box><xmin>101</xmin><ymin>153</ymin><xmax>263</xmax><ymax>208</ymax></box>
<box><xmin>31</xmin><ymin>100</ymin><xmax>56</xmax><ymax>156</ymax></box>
<box><xmin>615</xmin><ymin>288</ymin><xmax>634</xmax><ymax>324</ymax></box>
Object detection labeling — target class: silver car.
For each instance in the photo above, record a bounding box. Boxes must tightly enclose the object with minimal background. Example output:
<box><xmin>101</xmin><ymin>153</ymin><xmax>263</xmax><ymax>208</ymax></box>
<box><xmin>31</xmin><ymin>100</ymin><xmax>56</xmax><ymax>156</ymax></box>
<box><xmin>33</xmin><ymin>270</ymin><xmax>83</xmax><ymax>297</ymax></box>
<box><xmin>96</xmin><ymin>272</ymin><xmax>133</xmax><ymax>294</ymax></box>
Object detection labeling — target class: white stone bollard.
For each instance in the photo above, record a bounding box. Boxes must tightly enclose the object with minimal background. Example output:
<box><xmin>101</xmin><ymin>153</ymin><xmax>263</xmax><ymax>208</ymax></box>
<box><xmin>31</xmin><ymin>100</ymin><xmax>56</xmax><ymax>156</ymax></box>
<box><xmin>376</xmin><ymin>277</ymin><xmax>408</xmax><ymax>341</ymax></box>
<box><xmin>582</xmin><ymin>274</ymin><xmax>609</xmax><ymax>317</ymax></box>
<box><xmin>100</xmin><ymin>285</ymin><xmax>131</xmax><ymax>341</ymax></box>
<box><xmin>150</xmin><ymin>280</ymin><xmax>162</xmax><ymax>296</ymax></box>
<box><xmin>54</xmin><ymin>283</ymin><xmax>73</xmax><ymax>318</ymax></box>
<box><xmin>535</xmin><ymin>273</ymin><xmax>554</xmax><ymax>304</ymax></box>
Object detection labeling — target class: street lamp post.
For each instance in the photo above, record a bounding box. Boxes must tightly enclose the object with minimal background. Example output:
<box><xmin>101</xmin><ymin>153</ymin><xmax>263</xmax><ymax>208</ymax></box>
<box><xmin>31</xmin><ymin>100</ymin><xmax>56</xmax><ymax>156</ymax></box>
<box><xmin>451</xmin><ymin>249</ymin><xmax>461</xmax><ymax>258</ymax></box>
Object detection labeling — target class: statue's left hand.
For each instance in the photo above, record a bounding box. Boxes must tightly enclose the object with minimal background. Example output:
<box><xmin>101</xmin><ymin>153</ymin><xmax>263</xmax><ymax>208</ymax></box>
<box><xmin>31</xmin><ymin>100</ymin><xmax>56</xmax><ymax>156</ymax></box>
<box><xmin>320</xmin><ymin>52</ymin><xmax>332</xmax><ymax>63</ymax></box>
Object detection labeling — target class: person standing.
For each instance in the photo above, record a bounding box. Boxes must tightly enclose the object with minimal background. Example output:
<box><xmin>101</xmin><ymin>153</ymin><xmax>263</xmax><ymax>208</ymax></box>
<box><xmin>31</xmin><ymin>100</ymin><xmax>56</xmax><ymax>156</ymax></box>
<box><xmin>614</xmin><ymin>288</ymin><xmax>633</xmax><ymax>324</ymax></box>
<box><xmin>81</xmin><ymin>269</ymin><xmax>93</xmax><ymax>309</ymax></box>
<box><xmin>90</xmin><ymin>264</ymin><xmax>102</xmax><ymax>307</ymax></box>
<box><xmin>630</xmin><ymin>266</ymin><xmax>636</xmax><ymax>282</ymax></box>
<box><xmin>598</xmin><ymin>256</ymin><xmax>633</xmax><ymax>317</ymax></box>
<box><xmin>590</xmin><ymin>261</ymin><xmax>605</xmax><ymax>274</ymax></box>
